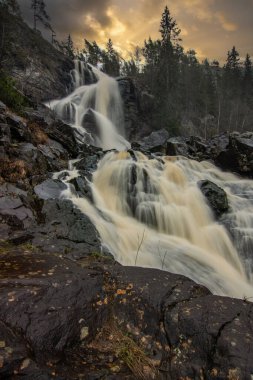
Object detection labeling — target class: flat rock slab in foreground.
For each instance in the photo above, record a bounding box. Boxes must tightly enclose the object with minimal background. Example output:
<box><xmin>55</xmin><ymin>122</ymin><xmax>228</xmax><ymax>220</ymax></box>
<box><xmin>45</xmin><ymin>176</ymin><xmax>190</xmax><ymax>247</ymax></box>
<box><xmin>0</xmin><ymin>245</ymin><xmax>253</xmax><ymax>379</ymax></box>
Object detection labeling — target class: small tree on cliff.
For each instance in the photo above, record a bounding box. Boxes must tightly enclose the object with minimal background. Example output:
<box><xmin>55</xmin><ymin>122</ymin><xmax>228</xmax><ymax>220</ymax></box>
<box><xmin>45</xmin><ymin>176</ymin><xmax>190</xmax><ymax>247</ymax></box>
<box><xmin>0</xmin><ymin>0</ymin><xmax>20</xmax><ymax>15</ymax></box>
<box><xmin>64</xmin><ymin>34</ymin><xmax>75</xmax><ymax>59</ymax></box>
<box><xmin>31</xmin><ymin>0</ymin><xmax>51</xmax><ymax>31</ymax></box>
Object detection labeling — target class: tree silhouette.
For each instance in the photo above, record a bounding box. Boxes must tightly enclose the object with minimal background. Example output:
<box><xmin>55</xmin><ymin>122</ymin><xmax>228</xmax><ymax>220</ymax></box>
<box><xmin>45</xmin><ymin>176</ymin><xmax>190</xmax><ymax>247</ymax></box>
<box><xmin>31</xmin><ymin>0</ymin><xmax>51</xmax><ymax>31</ymax></box>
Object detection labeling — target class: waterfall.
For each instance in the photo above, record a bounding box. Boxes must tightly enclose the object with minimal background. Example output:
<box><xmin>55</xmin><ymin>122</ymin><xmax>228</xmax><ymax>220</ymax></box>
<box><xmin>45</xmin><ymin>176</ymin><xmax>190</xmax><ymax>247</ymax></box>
<box><xmin>68</xmin><ymin>152</ymin><xmax>253</xmax><ymax>299</ymax></box>
<box><xmin>46</xmin><ymin>62</ymin><xmax>129</xmax><ymax>151</ymax></box>
<box><xmin>48</xmin><ymin>62</ymin><xmax>253</xmax><ymax>299</ymax></box>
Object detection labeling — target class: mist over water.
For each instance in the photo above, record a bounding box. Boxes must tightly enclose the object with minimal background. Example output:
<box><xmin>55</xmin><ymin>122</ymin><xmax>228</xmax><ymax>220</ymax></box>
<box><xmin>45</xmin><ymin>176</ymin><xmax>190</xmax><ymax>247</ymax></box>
<box><xmin>48</xmin><ymin>62</ymin><xmax>253</xmax><ymax>299</ymax></box>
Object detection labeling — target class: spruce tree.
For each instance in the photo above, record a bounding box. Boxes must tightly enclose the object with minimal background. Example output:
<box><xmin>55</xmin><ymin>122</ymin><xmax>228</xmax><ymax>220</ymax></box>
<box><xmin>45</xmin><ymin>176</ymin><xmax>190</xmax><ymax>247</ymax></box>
<box><xmin>84</xmin><ymin>39</ymin><xmax>103</xmax><ymax>66</ymax></box>
<box><xmin>65</xmin><ymin>34</ymin><xmax>74</xmax><ymax>59</ymax></box>
<box><xmin>244</xmin><ymin>54</ymin><xmax>252</xmax><ymax>82</ymax></box>
<box><xmin>31</xmin><ymin>0</ymin><xmax>50</xmax><ymax>31</ymax></box>
<box><xmin>105</xmin><ymin>39</ymin><xmax>120</xmax><ymax>76</ymax></box>
<box><xmin>242</xmin><ymin>53</ymin><xmax>252</xmax><ymax>101</ymax></box>
<box><xmin>159</xmin><ymin>6</ymin><xmax>181</xmax><ymax>45</ymax></box>
<box><xmin>225</xmin><ymin>46</ymin><xmax>240</xmax><ymax>72</ymax></box>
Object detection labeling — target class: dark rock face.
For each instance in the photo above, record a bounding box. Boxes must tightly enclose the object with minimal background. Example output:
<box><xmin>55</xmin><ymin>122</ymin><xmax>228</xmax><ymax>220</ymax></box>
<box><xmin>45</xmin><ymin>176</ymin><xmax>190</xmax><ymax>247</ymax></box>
<box><xmin>117</xmin><ymin>77</ymin><xmax>153</xmax><ymax>141</ymax></box>
<box><xmin>198</xmin><ymin>180</ymin><xmax>229</xmax><ymax>218</ymax></box>
<box><xmin>166</xmin><ymin>136</ymin><xmax>191</xmax><ymax>157</ymax></box>
<box><xmin>43</xmin><ymin>120</ymin><xmax>80</xmax><ymax>157</ymax></box>
<box><xmin>34</xmin><ymin>179</ymin><xmax>68</xmax><ymax>200</ymax></box>
<box><xmin>165</xmin><ymin>133</ymin><xmax>253</xmax><ymax>178</ymax></box>
<box><xmin>0</xmin><ymin>102</ymin><xmax>104</xmax><ymax>258</ymax></box>
<box><xmin>216</xmin><ymin>133</ymin><xmax>253</xmax><ymax>177</ymax></box>
<box><xmin>138</xmin><ymin>128</ymin><xmax>169</xmax><ymax>154</ymax></box>
<box><xmin>1</xmin><ymin>9</ymin><xmax>73</xmax><ymax>102</ymax></box>
<box><xmin>0</xmin><ymin>246</ymin><xmax>253</xmax><ymax>379</ymax></box>
<box><xmin>32</xmin><ymin>199</ymin><xmax>101</xmax><ymax>258</ymax></box>
<box><xmin>0</xmin><ymin>184</ymin><xmax>34</xmax><ymax>238</ymax></box>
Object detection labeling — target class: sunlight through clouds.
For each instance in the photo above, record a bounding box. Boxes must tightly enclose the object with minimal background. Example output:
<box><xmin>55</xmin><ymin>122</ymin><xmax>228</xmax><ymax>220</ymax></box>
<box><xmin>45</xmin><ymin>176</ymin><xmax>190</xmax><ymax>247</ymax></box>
<box><xmin>18</xmin><ymin>0</ymin><xmax>253</xmax><ymax>63</ymax></box>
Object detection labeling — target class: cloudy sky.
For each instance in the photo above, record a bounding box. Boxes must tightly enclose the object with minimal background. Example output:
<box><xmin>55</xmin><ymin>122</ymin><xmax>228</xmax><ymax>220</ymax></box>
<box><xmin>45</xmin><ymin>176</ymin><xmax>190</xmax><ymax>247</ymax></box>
<box><xmin>18</xmin><ymin>0</ymin><xmax>253</xmax><ymax>63</ymax></box>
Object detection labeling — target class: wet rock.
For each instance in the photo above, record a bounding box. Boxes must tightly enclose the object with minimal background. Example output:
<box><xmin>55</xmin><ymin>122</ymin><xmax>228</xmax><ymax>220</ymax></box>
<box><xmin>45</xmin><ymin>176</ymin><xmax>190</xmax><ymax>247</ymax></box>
<box><xmin>32</xmin><ymin>199</ymin><xmax>101</xmax><ymax>257</ymax></box>
<box><xmin>81</xmin><ymin>110</ymin><xmax>100</xmax><ymax>145</ymax></box>
<box><xmin>0</xmin><ymin>124</ymin><xmax>11</xmax><ymax>145</ymax></box>
<box><xmin>138</xmin><ymin>128</ymin><xmax>169</xmax><ymax>153</ymax></box>
<box><xmin>215</xmin><ymin>133</ymin><xmax>253</xmax><ymax>176</ymax></box>
<box><xmin>75</xmin><ymin>155</ymin><xmax>98</xmax><ymax>172</ymax></box>
<box><xmin>0</xmin><ymin>320</ymin><xmax>55</xmax><ymax>380</ymax></box>
<box><xmin>0</xmin><ymin>186</ymin><xmax>34</xmax><ymax>230</ymax></box>
<box><xmin>166</xmin><ymin>136</ymin><xmax>190</xmax><ymax>156</ymax></box>
<box><xmin>7</xmin><ymin>114</ymin><xmax>31</xmax><ymax>142</ymax></box>
<box><xmin>24</xmin><ymin>105</ymin><xmax>78</xmax><ymax>157</ymax></box>
<box><xmin>69</xmin><ymin>175</ymin><xmax>93</xmax><ymax>202</ymax></box>
<box><xmin>0</xmin><ymin>250</ymin><xmax>105</xmax><ymax>369</ymax></box>
<box><xmin>44</xmin><ymin>120</ymin><xmax>80</xmax><ymax>157</ymax></box>
<box><xmin>38</xmin><ymin>139</ymin><xmax>67</xmax><ymax>159</ymax></box>
<box><xmin>198</xmin><ymin>180</ymin><xmax>229</xmax><ymax>218</ymax></box>
<box><xmin>34</xmin><ymin>179</ymin><xmax>67</xmax><ymax>200</ymax></box>
<box><xmin>0</xmin><ymin>249</ymin><xmax>252</xmax><ymax>380</ymax></box>
<box><xmin>163</xmin><ymin>294</ymin><xmax>253</xmax><ymax>379</ymax></box>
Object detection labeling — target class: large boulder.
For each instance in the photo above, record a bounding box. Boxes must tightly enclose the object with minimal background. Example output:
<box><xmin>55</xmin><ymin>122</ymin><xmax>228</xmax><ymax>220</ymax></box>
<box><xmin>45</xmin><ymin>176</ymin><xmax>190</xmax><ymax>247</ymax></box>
<box><xmin>166</xmin><ymin>136</ymin><xmax>190</xmax><ymax>157</ymax></box>
<box><xmin>34</xmin><ymin>179</ymin><xmax>68</xmax><ymax>200</ymax></box>
<box><xmin>216</xmin><ymin>133</ymin><xmax>253</xmax><ymax>177</ymax></box>
<box><xmin>137</xmin><ymin>128</ymin><xmax>169</xmax><ymax>154</ymax></box>
<box><xmin>198</xmin><ymin>180</ymin><xmax>229</xmax><ymax>218</ymax></box>
<box><xmin>0</xmin><ymin>246</ymin><xmax>253</xmax><ymax>379</ymax></box>
<box><xmin>0</xmin><ymin>184</ymin><xmax>34</xmax><ymax>234</ymax></box>
<box><xmin>32</xmin><ymin>199</ymin><xmax>101</xmax><ymax>258</ymax></box>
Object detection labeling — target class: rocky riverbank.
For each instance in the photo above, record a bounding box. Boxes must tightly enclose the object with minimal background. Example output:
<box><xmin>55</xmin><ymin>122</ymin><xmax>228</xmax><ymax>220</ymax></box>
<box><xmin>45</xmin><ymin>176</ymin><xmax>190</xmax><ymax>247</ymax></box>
<box><xmin>1</xmin><ymin>98</ymin><xmax>253</xmax><ymax>379</ymax></box>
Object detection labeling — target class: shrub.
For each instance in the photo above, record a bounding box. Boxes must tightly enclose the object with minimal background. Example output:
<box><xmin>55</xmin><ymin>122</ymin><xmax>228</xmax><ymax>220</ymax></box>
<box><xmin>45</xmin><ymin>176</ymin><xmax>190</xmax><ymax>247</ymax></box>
<box><xmin>0</xmin><ymin>71</ymin><xmax>29</xmax><ymax>113</ymax></box>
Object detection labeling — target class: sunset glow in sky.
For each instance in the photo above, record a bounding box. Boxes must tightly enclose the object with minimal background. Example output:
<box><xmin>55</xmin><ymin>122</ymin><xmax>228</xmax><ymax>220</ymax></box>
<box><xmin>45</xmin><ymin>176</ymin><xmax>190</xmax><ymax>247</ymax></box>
<box><xmin>18</xmin><ymin>0</ymin><xmax>253</xmax><ymax>63</ymax></box>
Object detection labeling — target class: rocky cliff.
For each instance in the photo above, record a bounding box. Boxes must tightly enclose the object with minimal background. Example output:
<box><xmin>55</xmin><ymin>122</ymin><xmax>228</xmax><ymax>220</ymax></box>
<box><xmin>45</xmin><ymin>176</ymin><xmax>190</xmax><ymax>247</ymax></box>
<box><xmin>0</xmin><ymin>8</ymin><xmax>73</xmax><ymax>102</ymax></box>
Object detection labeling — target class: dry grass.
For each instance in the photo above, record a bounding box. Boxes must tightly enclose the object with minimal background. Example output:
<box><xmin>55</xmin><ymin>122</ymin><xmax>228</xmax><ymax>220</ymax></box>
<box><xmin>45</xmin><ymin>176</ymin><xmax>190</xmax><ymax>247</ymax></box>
<box><xmin>89</xmin><ymin>322</ymin><xmax>158</xmax><ymax>380</ymax></box>
<box><xmin>0</xmin><ymin>158</ymin><xmax>28</xmax><ymax>182</ymax></box>
<box><xmin>28</xmin><ymin>122</ymin><xmax>48</xmax><ymax>145</ymax></box>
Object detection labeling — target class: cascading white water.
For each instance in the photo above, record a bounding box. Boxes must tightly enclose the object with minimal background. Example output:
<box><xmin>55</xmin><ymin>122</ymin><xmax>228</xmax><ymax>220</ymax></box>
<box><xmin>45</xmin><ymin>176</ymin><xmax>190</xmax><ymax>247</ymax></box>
<box><xmin>71</xmin><ymin>60</ymin><xmax>86</xmax><ymax>88</ymax></box>
<box><xmin>49</xmin><ymin>62</ymin><xmax>253</xmax><ymax>299</ymax></box>
<box><xmin>68</xmin><ymin>152</ymin><xmax>253</xmax><ymax>299</ymax></box>
<box><xmin>47</xmin><ymin>62</ymin><xmax>129</xmax><ymax>151</ymax></box>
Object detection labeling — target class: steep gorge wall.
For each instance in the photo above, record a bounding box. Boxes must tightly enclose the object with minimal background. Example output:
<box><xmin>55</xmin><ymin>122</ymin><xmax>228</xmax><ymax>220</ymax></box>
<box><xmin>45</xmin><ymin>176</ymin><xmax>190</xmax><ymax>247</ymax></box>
<box><xmin>0</xmin><ymin>8</ymin><xmax>73</xmax><ymax>102</ymax></box>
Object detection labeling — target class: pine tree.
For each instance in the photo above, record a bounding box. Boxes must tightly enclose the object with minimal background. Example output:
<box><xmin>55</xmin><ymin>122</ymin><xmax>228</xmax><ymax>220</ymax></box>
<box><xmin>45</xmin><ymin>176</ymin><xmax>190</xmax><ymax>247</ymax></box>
<box><xmin>244</xmin><ymin>54</ymin><xmax>252</xmax><ymax>82</ymax></box>
<box><xmin>242</xmin><ymin>53</ymin><xmax>252</xmax><ymax>101</ymax></box>
<box><xmin>223</xmin><ymin>46</ymin><xmax>242</xmax><ymax>131</ymax></box>
<box><xmin>159</xmin><ymin>6</ymin><xmax>181</xmax><ymax>45</ymax></box>
<box><xmin>84</xmin><ymin>39</ymin><xmax>103</xmax><ymax>66</ymax></box>
<box><xmin>105</xmin><ymin>39</ymin><xmax>120</xmax><ymax>76</ymax></box>
<box><xmin>65</xmin><ymin>34</ymin><xmax>74</xmax><ymax>59</ymax></box>
<box><xmin>225</xmin><ymin>46</ymin><xmax>240</xmax><ymax>72</ymax></box>
<box><xmin>31</xmin><ymin>0</ymin><xmax>50</xmax><ymax>31</ymax></box>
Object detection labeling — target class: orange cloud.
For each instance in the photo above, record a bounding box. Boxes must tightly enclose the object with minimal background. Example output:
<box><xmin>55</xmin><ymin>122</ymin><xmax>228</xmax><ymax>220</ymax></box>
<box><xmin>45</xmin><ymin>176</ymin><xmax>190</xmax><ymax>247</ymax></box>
<box><xmin>215</xmin><ymin>12</ymin><xmax>238</xmax><ymax>32</ymax></box>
